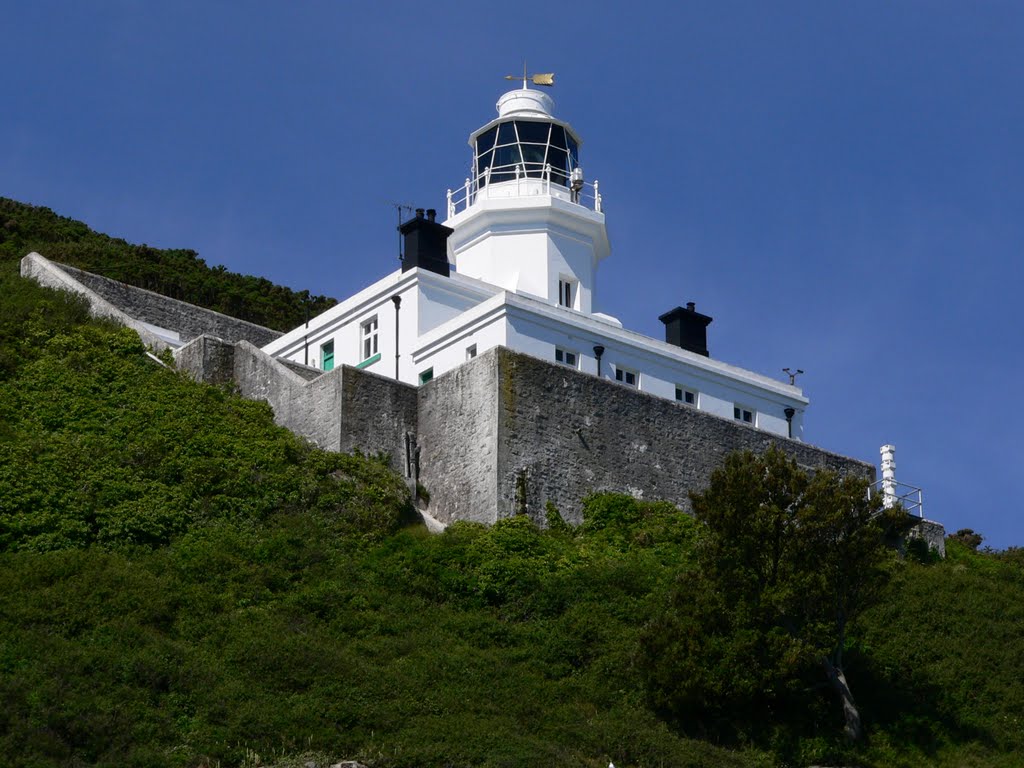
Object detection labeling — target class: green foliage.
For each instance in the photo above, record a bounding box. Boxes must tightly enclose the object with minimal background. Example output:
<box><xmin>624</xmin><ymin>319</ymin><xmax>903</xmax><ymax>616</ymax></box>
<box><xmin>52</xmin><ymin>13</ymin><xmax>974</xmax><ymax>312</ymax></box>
<box><xmin>1</xmin><ymin>248</ymin><xmax>1022</xmax><ymax>765</ymax></box>
<box><xmin>0</xmin><ymin>197</ymin><xmax>336</xmax><ymax>331</ymax></box>
<box><xmin>0</xmin><ymin>264</ymin><xmax>407</xmax><ymax>553</ymax></box>
<box><xmin>948</xmin><ymin>527</ymin><xmax>984</xmax><ymax>550</ymax></box>
<box><xmin>641</xmin><ymin>449</ymin><xmax>901</xmax><ymax>748</ymax></box>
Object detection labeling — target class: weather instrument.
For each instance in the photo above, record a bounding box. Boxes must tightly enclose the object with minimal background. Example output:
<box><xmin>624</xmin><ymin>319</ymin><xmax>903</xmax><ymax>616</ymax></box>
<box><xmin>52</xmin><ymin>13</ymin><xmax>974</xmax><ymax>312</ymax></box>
<box><xmin>504</xmin><ymin>63</ymin><xmax>554</xmax><ymax>89</ymax></box>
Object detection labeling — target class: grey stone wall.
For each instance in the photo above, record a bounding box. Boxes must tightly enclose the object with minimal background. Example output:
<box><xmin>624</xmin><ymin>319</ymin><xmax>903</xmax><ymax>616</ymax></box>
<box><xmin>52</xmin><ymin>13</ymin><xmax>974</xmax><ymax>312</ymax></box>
<box><xmin>906</xmin><ymin>518</ymin><xmax>947</xmax><ymax>557</ymax></box>
<box><xmin>21</xmin><ymin>251</ymin><xmax>173</xmax><ymax>351</ymax></box>
<box><xmin>175</xmin><ymin>337</ymin><xmax>880</xmax><ymax>532</ymax></box>
<box><xmin>339</xmin><ymin>366</ymin><xmax>418</xmax><ymax>475</ymax></box>
<box><xmin>175</xmin><ymin>336</ymin><xmax>416</xmax><ymax>471</ymax></box>
<box><xmin>416</xmin><ymin>350</ymin><xmax>501</xmax><ymax>524</ymax></box>
<box><xmin>54</xmin><ymin>262</ymin><xmax>282</xmax><ymax>346</ymax></box>
<box><xmin>20</xmin><ymin>252</ymin><xmax>281</xmax><ymax>348</ymax></box>
<box><xmin>419</xmin><ymin>348</ymin><xmax>875</xmax><ymax>526</ymax></box>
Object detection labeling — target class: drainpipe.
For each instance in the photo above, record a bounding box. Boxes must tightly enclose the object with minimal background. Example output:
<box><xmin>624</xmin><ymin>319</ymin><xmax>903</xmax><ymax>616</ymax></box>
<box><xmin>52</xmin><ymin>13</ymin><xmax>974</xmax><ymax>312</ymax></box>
<box><xmin>392</xmin><ymin>295</ymin><xmax>401</xmax><ymax>380</ymax></box>
<box><xmin>784</xmin><ymin>407</ymin><xmax>795</xmax><ymax>439</ymax></box>
<box><xmin>593</xmin><ymin>344</ymin><xmax>605</xmax><ymax>377</ymax></box>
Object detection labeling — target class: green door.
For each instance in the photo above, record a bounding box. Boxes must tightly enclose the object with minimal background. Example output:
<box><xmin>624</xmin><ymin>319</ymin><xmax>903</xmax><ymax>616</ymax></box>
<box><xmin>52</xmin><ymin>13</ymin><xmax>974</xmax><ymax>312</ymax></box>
<box><xmin>321</xmin><ymin>341</ymin><xmax>334</xmax><ymax>371</ymax></box>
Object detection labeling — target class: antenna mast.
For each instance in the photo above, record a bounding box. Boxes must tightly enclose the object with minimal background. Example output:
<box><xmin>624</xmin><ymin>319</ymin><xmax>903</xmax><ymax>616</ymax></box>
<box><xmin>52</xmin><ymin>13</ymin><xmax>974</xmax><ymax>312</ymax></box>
<box><xmin>388</xmin><ymin>201</ymin><xmax>414</xmax><ymax>260</ymax></box>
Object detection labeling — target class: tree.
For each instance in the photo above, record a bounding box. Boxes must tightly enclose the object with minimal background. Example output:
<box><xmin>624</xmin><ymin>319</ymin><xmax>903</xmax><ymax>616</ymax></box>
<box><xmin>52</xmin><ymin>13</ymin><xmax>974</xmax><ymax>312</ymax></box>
<box><xmin>642</xmin><ymin>448</ymin><xmax>900</xmax><ymax>742</ymax></box>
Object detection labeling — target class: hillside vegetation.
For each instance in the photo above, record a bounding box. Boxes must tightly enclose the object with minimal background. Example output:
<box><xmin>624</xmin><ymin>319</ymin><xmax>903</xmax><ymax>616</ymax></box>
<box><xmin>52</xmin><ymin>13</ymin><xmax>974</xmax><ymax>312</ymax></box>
<box><xmin>1</xmin><ymin>202</ymin><xmax>1022</xmax><ymax>767</ymax></box>
<box><xmin>1</xmin><ymin>197</ymin><xmax>336</xmax><ymax>331</ymax></box>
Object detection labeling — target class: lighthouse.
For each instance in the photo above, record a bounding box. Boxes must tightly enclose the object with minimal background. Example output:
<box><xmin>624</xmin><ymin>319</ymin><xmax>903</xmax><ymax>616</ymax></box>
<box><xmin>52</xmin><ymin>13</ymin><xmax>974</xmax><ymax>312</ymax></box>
<box><xmin>262</xmin><ymin>79</ymin><xmax>808</xmax><ymax>440</ymax></box>
<box><xmin>444</xmin><ymin>85</ymin><xmax>609</xmax><ymax>315</ymax></box>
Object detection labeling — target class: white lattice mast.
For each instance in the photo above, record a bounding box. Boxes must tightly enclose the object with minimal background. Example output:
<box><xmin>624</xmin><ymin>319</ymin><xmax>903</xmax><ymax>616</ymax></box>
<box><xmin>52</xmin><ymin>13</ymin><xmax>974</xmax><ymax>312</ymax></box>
<box><xmin>880</xmin><ymin>444</ymin><xmax>897</xmax><ymax>509</ymax></box>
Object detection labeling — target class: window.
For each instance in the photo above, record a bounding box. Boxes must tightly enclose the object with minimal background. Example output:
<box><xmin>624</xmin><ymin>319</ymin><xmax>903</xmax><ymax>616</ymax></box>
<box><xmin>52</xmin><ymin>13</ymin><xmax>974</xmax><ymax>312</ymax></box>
<box><xmin>466</xmin><ymin>344</ymin><xmax>477</xmax><ymax>360</ymax></box>
<box><xmin>554</xmin><ymin>347</ymin><xmax>578</xmax><ymax>368</ymax></box>
<box><xmin>321</xmin><ymin>340</ymin><xmax>334</xmax><ymax>372</ymax></box>
<box><xmin>676</xmin><ymin>387</ymin><xmax>697</xmax><ymax>406</ymax></box>
<box><xmin>558</xmin><ymin>278</ymin><xmax>575</xmax><ymax>309</ymax></box>
<box><xmin>360</xmin><ymin>316</ymin><xmax>378</xmax><ymax>361</ymax></box>
<box><xmin>734</xmin><ymin>406</ymin><xmax>754</xmax><ymax>424</ymax></box>
<box><xmin>615</xmin><ymin>365</ymin><xmax>637</xmax><ymax>387</ymax></box>
<box><xmin>419</xmin><ymin>368</ymin><xmax>434</xmax><ymax>384</ymax></box>
<box><xmin>474</xmin><ymin>120</ymin><xmax>580</xmax><ymax>188</ymax></box>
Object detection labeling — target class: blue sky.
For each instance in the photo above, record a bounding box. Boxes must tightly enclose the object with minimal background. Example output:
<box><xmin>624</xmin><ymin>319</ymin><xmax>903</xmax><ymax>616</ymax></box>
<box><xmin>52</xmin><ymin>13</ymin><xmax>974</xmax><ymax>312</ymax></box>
<box><xmin>4</xmin><ymin>1</ymin><xmax>1022</xmax><ymax>548</ymax></box>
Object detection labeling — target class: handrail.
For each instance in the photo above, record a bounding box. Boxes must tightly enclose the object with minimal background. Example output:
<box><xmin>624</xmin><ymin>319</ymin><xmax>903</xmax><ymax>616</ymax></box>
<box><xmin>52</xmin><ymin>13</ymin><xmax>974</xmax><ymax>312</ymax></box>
<box><xmin>446</xmin><ymin>163</ymin><xmax>603</xmax><ymax>218</ymax></box>
<box><xmin>869</xmin><ymin>479</ymin><xmax>924</xmax><ymax>518</ymax></box>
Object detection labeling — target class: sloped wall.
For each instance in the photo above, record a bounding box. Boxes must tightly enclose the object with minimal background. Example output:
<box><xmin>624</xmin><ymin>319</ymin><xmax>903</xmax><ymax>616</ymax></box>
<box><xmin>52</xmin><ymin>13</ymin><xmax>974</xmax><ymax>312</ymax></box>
<box><xmin>20</xmin><ymin>253</ymin><xmax>281</xmax><ymax>347</ymax></box>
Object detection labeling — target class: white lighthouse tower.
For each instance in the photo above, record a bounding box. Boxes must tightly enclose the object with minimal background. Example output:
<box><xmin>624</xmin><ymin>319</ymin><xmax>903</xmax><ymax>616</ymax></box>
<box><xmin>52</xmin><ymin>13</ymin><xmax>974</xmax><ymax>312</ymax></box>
<box><xmin>264</xmin><ymin>80</ymin><xmax>809</xmax><ymax>440</ymax></box>
<box><xmin>444</xmin><ymin>85</ymin><xmax>609</xmax><ymax>314</ymax></box>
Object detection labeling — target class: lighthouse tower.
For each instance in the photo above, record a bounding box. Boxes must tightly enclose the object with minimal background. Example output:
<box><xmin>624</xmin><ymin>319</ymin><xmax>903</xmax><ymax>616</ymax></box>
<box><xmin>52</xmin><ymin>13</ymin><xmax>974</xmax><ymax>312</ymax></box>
<box><xmin>444</xmin><ymin>85</ymin><xmax>610</xmax><ymax>314</ymax></box>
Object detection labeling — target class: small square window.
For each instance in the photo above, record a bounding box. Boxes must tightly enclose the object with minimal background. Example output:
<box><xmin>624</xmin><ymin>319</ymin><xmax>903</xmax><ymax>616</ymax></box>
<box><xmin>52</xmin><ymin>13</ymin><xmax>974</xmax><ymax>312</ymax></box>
<box><xmin>555</xmin><ymin>347</ymin><xmax>578</xmax><ymax>368</ymax></box>
<box><xmin>676</xmin><ymin>387</ymin><xmax>696</xmax><ymax>405</ymax></box>
<box><xmin>466</xmin><ymin>344</ymin><xmax>477</xmax><ymax>360</ymax></box>
<box><xmin>615</xmin><ymin>366</ymin><xmax>637</xmax><ymax>387</ymax></box>
<box><xmin>734</xmin><ymin>406</ymin><xmax>754</xmax><ymax>424</ymax></box>
<box><xmin>419</xmin><ymin>368</ymin><xmax>434</xmax><ymax>384</ymax></box>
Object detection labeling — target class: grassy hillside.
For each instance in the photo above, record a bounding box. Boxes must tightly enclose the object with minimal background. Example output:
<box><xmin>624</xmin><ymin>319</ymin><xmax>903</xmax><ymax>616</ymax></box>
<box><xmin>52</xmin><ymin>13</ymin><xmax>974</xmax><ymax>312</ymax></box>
<box><xmin>0</xmin><ymin>213</ymin><xmax>1022</xmax><ymax>767</ymax></box>
<box><xmin>0</xmin><ymin>197</ymin><xmax>336</xmax><ymax>331</ymax></box>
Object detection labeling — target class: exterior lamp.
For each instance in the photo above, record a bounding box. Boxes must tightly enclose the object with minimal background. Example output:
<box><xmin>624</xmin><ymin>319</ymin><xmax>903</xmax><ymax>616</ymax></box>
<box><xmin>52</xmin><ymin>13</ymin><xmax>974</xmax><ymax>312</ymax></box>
<box><xmin>570</xmin><ymin>167</ymin><xmax>584</xmax><ymax>202</ymax></box>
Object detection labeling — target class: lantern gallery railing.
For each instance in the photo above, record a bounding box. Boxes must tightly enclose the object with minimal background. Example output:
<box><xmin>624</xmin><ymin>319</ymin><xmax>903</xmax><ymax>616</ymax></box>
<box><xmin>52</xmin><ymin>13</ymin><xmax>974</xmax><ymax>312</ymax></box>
<box><xmin>447</xmin><ymin>163</ymin><xmax>603</xmax><ymax>218</ymax></box>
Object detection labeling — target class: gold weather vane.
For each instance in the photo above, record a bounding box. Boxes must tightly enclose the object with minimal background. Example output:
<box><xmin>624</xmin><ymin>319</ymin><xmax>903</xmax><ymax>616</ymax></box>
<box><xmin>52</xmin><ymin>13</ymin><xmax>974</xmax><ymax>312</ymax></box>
<box><xmin>504</xmin><ymin>61</ymin><xmax>554</xmax><ymax>89</ymax></box>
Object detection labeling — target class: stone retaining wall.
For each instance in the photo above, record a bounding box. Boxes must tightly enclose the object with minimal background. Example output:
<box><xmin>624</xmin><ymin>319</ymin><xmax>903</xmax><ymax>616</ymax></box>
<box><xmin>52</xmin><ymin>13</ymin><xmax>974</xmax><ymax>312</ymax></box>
<box><xmin>20</xmin><ymin>252</ymin><xmax>281</xmax><ymax>348</ymax></box>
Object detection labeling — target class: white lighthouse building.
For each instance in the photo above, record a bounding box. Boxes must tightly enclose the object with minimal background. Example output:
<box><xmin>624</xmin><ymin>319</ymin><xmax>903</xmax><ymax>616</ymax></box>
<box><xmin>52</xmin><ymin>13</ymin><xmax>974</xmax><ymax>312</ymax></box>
<box><xmin>261</xmin><ymin>84</ymin><xmax>808</xmax><ymax>439</ymax></box>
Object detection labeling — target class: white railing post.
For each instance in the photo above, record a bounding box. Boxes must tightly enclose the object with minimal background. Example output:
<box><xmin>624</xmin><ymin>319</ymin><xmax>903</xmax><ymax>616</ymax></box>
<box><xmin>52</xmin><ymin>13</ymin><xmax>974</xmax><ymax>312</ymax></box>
<box><xmin>446</xmin><ymin>188</ymin><xmax>454</xmax><ymax>218</ymax></box>
<box><xmin>545</xmin><ymin>163</ymin><xmax>551</xmax><ymax>194</ymax></box>
<box><xmin>594</xmin><ymin>180</ymin><xmax>602</xmax><ymax>212</ymax></box>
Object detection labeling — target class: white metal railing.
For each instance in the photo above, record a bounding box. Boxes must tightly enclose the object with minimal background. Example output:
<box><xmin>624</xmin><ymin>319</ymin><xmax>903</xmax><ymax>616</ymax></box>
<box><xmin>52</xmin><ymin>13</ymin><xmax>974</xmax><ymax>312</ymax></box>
<box><xmin>870</xmin><ymin>479</ymin><xmax>924</xmax><ymax>518</ymax></box>
<box><xmin>446</xmin><ymin>163</ymin><xmax>603</xmax><ymax>218</ymax></box>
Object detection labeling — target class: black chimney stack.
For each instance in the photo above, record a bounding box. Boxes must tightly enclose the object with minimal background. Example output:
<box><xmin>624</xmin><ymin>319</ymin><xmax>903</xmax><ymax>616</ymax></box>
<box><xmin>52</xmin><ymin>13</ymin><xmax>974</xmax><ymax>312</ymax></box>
<box><xmin>399</xmin><ymin>207</ymin><xmax>452</xmax><ymax>277</ymax></box>
<box><xmin>659</xmin><ymin>302</ymin><xmax>713</xmax><ymax>357</ymax></box>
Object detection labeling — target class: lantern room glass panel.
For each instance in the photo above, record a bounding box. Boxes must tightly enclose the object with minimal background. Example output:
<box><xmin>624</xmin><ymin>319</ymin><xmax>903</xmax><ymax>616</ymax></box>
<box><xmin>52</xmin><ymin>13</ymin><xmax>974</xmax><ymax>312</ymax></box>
<box><xmin>473</xmin><ymin>119</ymin><xmax>582</xmax><ymax>191</ymax></box>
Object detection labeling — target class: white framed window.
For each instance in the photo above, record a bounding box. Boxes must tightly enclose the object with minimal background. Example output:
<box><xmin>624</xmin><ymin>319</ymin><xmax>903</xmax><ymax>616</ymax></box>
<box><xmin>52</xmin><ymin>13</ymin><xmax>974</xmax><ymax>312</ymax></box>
<box><xmin>419</xmin><ymin>367</ymin><xmax>434</xmax><ymax>384</ymax></box>
<box><xmin>360</xmin><ymin>316</ymin><xmax>379</xmax><ymax>361</ymax></box>
<box><xmin>554</xmin><ymin>347</ymin><xmax>578</xmax><ymax>368</ymax></box>
<box><xmin>558</xmin><ymin>277</ymin><xmax>576</xmax><ymax>309</ymax></box>
<box><xmin>734</xmin><ymin>405</ymin><xmax>755</xmax><ymax>424</ymax></box>
<box><xmin>614</xmin><ymin>365</ymin><xmax>638</xmax><ymax>387</ymax></box>
<box><xmin>466</xmin><ymin>344</ymin><xmax>477</xmax><ymax>360</ymax></box>
<box><xmin>676</xmin><ymin>386</ymin><xmax>697</xmax><ymax>406</ymax></box>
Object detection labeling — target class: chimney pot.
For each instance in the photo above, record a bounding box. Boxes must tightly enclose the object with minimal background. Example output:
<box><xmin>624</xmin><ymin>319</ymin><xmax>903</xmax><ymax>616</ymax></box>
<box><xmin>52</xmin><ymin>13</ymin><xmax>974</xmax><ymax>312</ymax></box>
<box><xmin>658</xmin><ymin>304</ymin><xmax>713</xmax><ymax>356</ymax></box>
<box><xmin>399</xmin><ymin>207</ymin><xmax>453</xmax><ymax>277</ymax></box>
